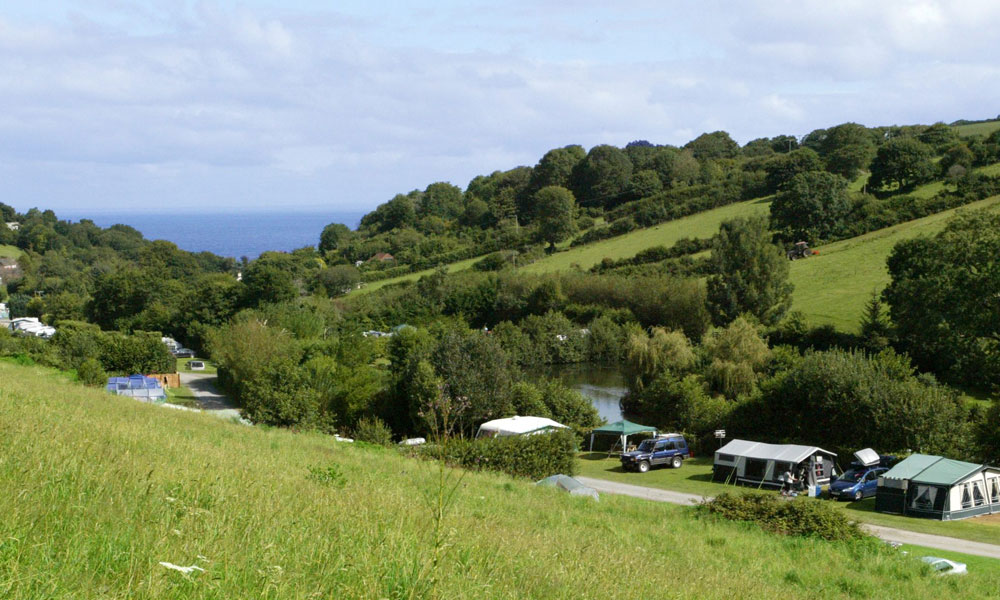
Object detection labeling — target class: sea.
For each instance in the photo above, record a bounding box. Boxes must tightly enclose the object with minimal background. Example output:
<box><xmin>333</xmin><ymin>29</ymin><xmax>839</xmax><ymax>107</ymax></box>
<box><xmin>59</xmin><ymin>211</ymin><xmax>366</xmax><ymax>259</ymax></box>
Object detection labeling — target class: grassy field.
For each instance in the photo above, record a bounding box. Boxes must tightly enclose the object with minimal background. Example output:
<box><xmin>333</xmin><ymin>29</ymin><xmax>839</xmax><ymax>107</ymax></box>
<box><xmin>0</xmin><ymin>244</ymin><xmax>23</xmax><ymax>258</ymax></box>
<box><xmin>3</xmin><ymin>362</ymin><xmax>998</xmax><ymax>598</ymax></box>
<box><xmin>954</xmin><ymin>120</ymin><xmax>1000</xmax><ymax>137</ymax></box>
<box><xmin>577</xmin><ymin>455</ymin><xmax>1000</xmax><ymax>547</ymax></box>
<box><xmin>788</xmin><ymin>194</ymin><xmax>1000</xmax><ymax>330</ymax></box>
<box><xmin>520</xmin><ymin>198</ymin><xmax>772</xmax><ymax>274</ymax></box>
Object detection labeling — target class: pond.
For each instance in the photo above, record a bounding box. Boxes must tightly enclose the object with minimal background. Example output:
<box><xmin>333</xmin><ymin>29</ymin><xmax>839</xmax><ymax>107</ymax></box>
<box><xmin>525</xmin><ymin>363</ymin><xmax>627</xmax><ymax>423</ymax></box>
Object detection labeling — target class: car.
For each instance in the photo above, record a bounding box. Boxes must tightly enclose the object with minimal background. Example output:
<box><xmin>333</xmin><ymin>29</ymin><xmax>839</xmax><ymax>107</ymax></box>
<box><xmin>921</xmin><ymin>556</ymin><xmax>967</xmax><ymax>576</ymax></box>
<box><xmin>188</xmin><ymin>360</ymin><xmax>205</xmax><ymax>370</ymax></box>
<box><xmin>829</xmin><ymin>465</ymin><xmax>887</xmax><ymax>501</ymax></box>
<box><xmin>620</xmin><ymin>434</ymin><xmax>690</xmax><ymax>473</ymax></box>
<box><xmin>172</xmin><ymin>348</ymin><xmax>196</xmax><ymax>358</ymax></box>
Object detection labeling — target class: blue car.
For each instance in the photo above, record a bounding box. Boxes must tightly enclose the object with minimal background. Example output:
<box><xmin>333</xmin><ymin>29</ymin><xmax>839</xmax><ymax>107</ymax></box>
<box><xmin>829</xmin><ymin>465</ymin><xmax>887</xmax><ymax>501</ymax></box>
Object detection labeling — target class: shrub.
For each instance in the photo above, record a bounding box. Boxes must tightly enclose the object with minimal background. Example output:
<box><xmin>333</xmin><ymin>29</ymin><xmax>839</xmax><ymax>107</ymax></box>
<box><xmin>76</xmin><ymin>358</ymin><xmax>107</xmax><ymax>387</ymax></box>
<box><xmin>701</xmin><ymin>492</ymin><xmax>868</xmax><ymax>542</ymax></box>
<box><xmin>419</xmin><ymin>428</ymin><xmax>576</xmax><ymax>480</ymax></box>
<box><xmin>354</xmin><ymin>416</ymin><xmax>394</xmax><ymax>447</ymax></box>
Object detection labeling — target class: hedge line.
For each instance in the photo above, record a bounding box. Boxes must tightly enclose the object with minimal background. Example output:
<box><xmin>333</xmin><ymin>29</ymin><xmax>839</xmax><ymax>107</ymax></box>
<box><xmin>416</xmin><ymin>429</ymin><xmax>577</xmax><ymax>480</ymax></box>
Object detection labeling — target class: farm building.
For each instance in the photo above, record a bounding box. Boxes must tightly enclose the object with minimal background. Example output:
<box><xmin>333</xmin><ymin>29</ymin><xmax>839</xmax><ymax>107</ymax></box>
<box><xmin>712</xmin><ymin>439</ymin><xmax>837</xmax><ymax>489</ymax></box>
<box><xmin>106</xmin><ymin>375</ymin><xmax>167</xmax><ymax>403</ymax></box>
<box><xmin>875</xmin><ymin>454</ymin><xmax>1000</xmax><ymax>520</ymax></box>
<box><xmin>475</xmin><ymin>416</ymin><xmax>567</xmax><ymax>438</ymax></box>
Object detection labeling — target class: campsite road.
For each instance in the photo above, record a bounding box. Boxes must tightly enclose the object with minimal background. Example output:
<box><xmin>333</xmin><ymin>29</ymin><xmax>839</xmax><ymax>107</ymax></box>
<box><xmin>575</xmin><ymin>476</ymin><xmax>1000</xmax><ymax>560</ymax></box>
<box><xmin>179</xmin><ymin>372</ymin><xmax>242</xmax><ymax>421</ymax></box>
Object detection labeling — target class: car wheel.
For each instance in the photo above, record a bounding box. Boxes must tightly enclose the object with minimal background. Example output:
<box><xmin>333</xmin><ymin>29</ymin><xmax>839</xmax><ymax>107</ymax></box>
<box><xmin>671</xmin><ymin>456</ymin><xmax>683</xmax><ymax>469</ymax></box>
<box><xmin>854</xmin><ymin>490</ymin><xmax>863</xmax><ymax>501</ymax></box>
<box><xmin>637</xmin><ymin>461</ymin><xmax>650</xmax><ymax>473</ymax></box>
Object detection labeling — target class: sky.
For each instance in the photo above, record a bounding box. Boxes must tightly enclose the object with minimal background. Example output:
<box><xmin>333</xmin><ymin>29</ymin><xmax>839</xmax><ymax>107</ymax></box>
<box><xmin>1</xmin><ymin>0</ymin><xmax>998</xmax><ymax>215</ymax></box>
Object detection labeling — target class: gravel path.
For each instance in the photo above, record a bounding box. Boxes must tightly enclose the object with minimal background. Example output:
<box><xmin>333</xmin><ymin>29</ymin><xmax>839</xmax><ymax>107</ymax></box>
<box><xmin>575</xmin><ymin>476</ymin><xmax>1000</xmax><ymax>559</ymax></box>
<box><xmin>179</xmin><ymin>372</ymin><xmax>242</xmax><ymax>421</ymax></box>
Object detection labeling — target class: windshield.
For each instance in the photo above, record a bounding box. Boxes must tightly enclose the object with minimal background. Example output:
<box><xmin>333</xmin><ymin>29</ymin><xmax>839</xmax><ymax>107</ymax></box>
<box><xmin>837</xmin><ymin>469</ymin><xmax>865</xmax><ymax>482</ymax></box>
<box><xmin>637</xmin><ymin>439</ymin><xmax>656</xmax><ymax>452</ymax></box>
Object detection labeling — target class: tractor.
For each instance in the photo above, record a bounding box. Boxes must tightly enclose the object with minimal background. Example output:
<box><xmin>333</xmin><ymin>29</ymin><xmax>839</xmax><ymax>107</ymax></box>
<box><xmin>786</xmin><ymin>241</ymin><xmax>814</xmax><ymax>260</ymax></box>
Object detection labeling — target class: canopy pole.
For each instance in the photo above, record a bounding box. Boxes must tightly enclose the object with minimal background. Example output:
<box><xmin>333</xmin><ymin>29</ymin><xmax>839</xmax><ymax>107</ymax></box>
<box><xmin>589</xmin><ymin>433</ymin><xmax>594</xmax><ymax>452</ymax></box>
<box><xmin>621</xmin><ymin>434</ymin><xmax>626</xmax><ymax>453</ymax></box>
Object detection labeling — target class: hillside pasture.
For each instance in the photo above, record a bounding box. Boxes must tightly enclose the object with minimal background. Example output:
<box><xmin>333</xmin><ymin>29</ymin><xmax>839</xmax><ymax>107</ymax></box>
<box><xmin>2</xmin><ymin>361</ymin><xmax>997</xmax><ymax>598</ymax></box>
<box><xmin>954</xmin><ymin>120</ymin><xmax>1000</xmax><ymax>138</ymax></box>
<box><xmin>788</xmin><ymin>194</ymin><xmax>1000</xmax><ymax>330</ymax></box>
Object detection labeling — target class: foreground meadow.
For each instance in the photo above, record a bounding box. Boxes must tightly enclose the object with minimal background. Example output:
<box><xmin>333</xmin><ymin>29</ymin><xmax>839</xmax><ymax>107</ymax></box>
<box><xmin>1</xmin><ymin>362</ymin><xmax>998</xmax><ymax>599</ymax></box>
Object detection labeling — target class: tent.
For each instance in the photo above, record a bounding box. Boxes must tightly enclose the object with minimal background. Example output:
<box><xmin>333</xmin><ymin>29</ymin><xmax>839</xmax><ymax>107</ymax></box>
<box><xmin>876</xmin><ymin>454</ymin><xmax>1000</xmax><ymax>520</ymax></box>
<box><xmin>713</xmin><ymin>439</ymin><xmax>837</xmax><ymax>489</ymax></box>
<box><xmin>587</xmin><ymin>420</ymin><xmax>657</xmax><ymax>453</ymax></box>
<box><xmin>106</xmin><ymin>375</ymin><xmax>167</xmax><ymax>403</ymax></box>
<box><xmin>475</xmin><ymin>416</ymin><xmax>567</xmax><ymax>438</ymax></box>
<box><xmin>536</xmin><ymin>474</ymin><xmax>599</xmax><ymax>501</ymax></box>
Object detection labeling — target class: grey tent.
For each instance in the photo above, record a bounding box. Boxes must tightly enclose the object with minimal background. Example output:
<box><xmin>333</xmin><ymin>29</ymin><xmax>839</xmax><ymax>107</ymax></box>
<box><xmin>876</xmin><ymin>454</ymin><xmax>1000</xmax><ymax>520</ymax></box>
<box><xmin>588</xmin><ymin>420</ymin><xmax>657</xmax><ymax>453</ymax></box>
<box><xmin>713</xmin><ymin>439</ymin><xmax>837</xmax><ymax>489</ymax></box>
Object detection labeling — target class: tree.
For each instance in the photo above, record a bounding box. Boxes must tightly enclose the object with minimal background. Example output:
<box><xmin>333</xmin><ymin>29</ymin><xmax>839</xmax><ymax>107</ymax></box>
<box><xmin>735</xmin><ymin>349</ymin><xmax>970</xmax><ymax>457</ymax></box>
<box><xmin>763</xmin><ymin>148</ymin><xmax>824</xmax><ymax>193</ymax></box>
<box><xmin>769</xmin><ymin>171</ymin><xmax>850</xmax><ymax>241</ymax></box>
<box><xmin>627</xmin><ymin>169</ymin><xmax>663</xmax><ymax>200</ymax></box>
<box><xmin>824</xmin><ymin>143</ymin><xmax>875</xmax><ymax>180</ymax></box>
<box><xmin>420</xmin><ymin>182</ymin><xmax>464</xmax><ymax>220</ymax></box>
<box><xmin>869</xmin><ymin>137</ymin><xmax>934</xmax><ymax>190</ymax></box>
<box><xmin>859</xmin><ymin>290</ymin><xmax>891</xmax><ymax>352</ymax></box>
<box><xmin>570</xmin><ymin>145</ymin><xmax>633</xmax><ymax>208</ymax></box>
<box><xmin>529</xmin><ymin>145</ymin><xmax>586</xmax><ymax>193</ymax></box>
<box><xmin>918</xmin><ymin>122</ymin><xmax>959</xmax><ymax>152</ymax></box>
<box><xmin>701</xmin><ymin>316</ymin><xmax>771</xmax><ymax>398</ymax></box>
<box><xmin>684</xmin><ymin>131</ymin><xmax>740</xmax><ymax>160</ymax></box>
<box><xmin>318</xmin><ymin>223</ymin><xmax>352</xmax><ymax>254</ymax></box>
<box><xmin>883</xmin><ymin>210</ymin><xmax>1000</xmax><ymax>386</ymax></box>
<box><xmin>706</xmin><ymin>215</ymin><xmax>792</xmax><ymax>326</ymax></box>
<box><xmin>242</xmin><ymin>257</ymin><xmax>298</xmax><ymax>306</ymax></box>
<box><xmin>432</xmin><ymin>330</ymin><xmax>515</xmax><ymax>434</ymax></box>
<box><xmin>315</xmin><ymin>265</ymin><xmax>360</xmax><ymax>297</ymax></box>
<box><xmin>533</xmin><ymin>186</ymin><xmax>578</xmax><ymax>251</ymax></box>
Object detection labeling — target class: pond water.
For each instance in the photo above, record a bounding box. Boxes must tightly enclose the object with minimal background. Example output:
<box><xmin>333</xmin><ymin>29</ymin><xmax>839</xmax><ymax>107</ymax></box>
<box><xmin>525</xmin><ymin>363</ymin><xmax>627</xmax><ymax>423</ymax></box>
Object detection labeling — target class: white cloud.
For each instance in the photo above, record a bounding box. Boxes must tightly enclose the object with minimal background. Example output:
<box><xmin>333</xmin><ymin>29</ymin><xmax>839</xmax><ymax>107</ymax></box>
<box><xmin>0</xmin><ymin>1</ymin><xmax>998</xmax><ymax>213</ymax></box>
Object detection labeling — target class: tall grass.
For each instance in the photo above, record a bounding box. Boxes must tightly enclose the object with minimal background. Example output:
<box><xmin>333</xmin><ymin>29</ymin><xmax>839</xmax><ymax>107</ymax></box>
<box><xmin>1</xmin><ymin>361</ymin><xmax>997</xmax><ymax>598</ymax></box>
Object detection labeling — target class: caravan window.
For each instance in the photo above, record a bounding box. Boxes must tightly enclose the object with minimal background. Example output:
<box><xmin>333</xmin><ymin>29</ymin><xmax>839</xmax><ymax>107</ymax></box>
<box><xmin>990</xmin><ymin>478</ymin><xmax>1000</xmax><ymax>504</ymax></box>
<box><xmin>972</xmin><ymin>481</ymin><xmax>986</xmax><ymax>507</ymax></box>
<box><xmin>717</xmin><ymin>454</ymin><xmax>735</xmax><ymax>463</ymax></box>
<box><xmin>961</xmin><ymin>484</ymin><xmax>972</xmax><ymax>509</ymax></box>
<box><xmin>745</xmin><ymin>459</ymin><xmax>767</xmax><ymax>479</ymax></box>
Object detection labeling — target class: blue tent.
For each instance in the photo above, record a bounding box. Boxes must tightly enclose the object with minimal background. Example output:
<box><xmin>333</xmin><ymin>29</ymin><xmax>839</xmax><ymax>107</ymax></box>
<box><xmin>106</xmin><ymin>375</ymin><xmax>167</xmax><ymax>403</ymax></box>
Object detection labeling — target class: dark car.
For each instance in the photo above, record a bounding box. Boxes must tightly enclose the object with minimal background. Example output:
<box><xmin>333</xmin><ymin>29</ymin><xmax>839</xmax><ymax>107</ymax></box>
<box><xmin>620</xmin><ymin>434</ymin><xmax>690</xmax><ymax>473</ymax></box>
<box><xmin>172</xmin><ymin>348</ymin><xmax>196</xmax><ymax>358</ymax></box>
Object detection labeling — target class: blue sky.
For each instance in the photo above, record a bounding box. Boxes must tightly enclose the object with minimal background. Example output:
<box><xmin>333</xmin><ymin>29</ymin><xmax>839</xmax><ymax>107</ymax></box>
<box><xmin>1</xmin><ymin>1</ymin><xmax>998</xmax><ymax>215</ymax></box>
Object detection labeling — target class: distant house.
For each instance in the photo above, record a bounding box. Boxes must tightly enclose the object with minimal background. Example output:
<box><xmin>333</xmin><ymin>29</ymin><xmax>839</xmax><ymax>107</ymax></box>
<box><xmin>367</xmin><ymin>252</ymin><xmax>395</xmax><ymax>263</ymax></box>
<box><xmin>5</xmin><ymin>222</ymin><xmax>19</xmax><ymax>231</ymax></box>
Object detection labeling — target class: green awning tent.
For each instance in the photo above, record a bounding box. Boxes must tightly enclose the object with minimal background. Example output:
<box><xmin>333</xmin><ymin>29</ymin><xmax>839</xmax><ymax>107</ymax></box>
<box><xmin>876</xmin><ymin>453</ymin><xmax>1000</xmax><ymax>520</ymax></box>
<box><xmin>588</xmin><ymin>420</ymin><xmax>657</xmax><ymax>453</ymax></box>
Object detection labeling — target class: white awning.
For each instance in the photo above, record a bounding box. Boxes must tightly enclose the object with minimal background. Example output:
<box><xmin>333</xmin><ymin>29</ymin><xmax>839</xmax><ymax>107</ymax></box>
<box><xmin>476</xmin><ymin>416</ymin><xmax>568</xmax><ymax>437</ymax></box>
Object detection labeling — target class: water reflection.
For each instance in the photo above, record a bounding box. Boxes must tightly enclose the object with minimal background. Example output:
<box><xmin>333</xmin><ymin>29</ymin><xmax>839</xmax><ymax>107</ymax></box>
<box><xmin>525</xmin><ymin>363</ymin><xmax>626</xmax><ymax>423</ymax></box>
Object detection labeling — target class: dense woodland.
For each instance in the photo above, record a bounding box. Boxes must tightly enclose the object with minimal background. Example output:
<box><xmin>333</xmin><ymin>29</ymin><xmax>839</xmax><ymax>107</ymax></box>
<box><xmin>2</xmin><ymin>118</ymin><xmax>1000</xmax><ymax>465</ymax></box>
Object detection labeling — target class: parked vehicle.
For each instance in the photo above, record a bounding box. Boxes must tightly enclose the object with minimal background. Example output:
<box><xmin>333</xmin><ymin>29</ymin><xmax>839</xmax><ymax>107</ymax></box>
<box><xmin>829</xmin><ymin>448</ymin><xmax>893</xmax><ymax>501</ymax></box>
<box><xmin>921</xmin><ymin>556</ymin><xmax>967</xmax><ymax>576</ymax></box>
<box><xmin>188</xmin><ymin>360</ymin><xmax>205</xmax><ymax>370</ymax></box>
<box><xmin>172</xmin><ymin>348</ymin><xmax>196</xmax><ymax>358</ymax></box>
<box><xmin>620</xmin><ymin>434</ymin><xmax>690</xmax><ymax>473</ymax></box>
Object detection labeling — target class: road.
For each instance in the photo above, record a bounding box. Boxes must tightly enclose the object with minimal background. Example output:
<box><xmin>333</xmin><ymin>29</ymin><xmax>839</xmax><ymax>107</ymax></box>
<box><xmin>576</xmin><ymin>476</ymin><xmax>1000</xmax><ymax>560</ymax></box>
<box><xmin>179</xmin><ymin>372</ymin><xmax>243</xmax><ymax>421</ymax></box>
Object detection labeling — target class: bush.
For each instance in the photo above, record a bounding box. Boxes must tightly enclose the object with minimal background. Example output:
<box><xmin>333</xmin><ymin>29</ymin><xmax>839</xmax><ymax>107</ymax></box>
<box><xmin>76</xmin><ymin>358</ymin><xmax>107</xmax><ymax>387</ymax></box>
<box><xmin>701</xmin><ymin>492</ymin><xmax>868</xmax><ymax>542</ymax></box>
<box><xmin>419</xmin><ymin>428</ymin><xmax>576</xmax><ymax>480</ymax></box>
<box><xmin>354</xmin><ymin>416</ymin><xmax>394</xmax><ymax>447</ymax></box>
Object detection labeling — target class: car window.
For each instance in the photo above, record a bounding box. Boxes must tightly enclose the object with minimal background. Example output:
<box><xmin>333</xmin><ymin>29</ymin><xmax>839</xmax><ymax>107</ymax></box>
<box><xmin>865</xmin><ymin>471</ymin><xmax>877</xmax><ymax>481</ymax></box>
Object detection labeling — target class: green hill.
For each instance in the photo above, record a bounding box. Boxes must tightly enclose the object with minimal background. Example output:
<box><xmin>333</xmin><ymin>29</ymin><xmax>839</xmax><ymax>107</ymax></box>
<box><xmin>2</xmin><ymin>361</ymin><xmax>996</xmax><ymax>598</ymax></box>
<box><xmin>954</xmin><ymin>120</ymin><xmax>1000</xmax><ymax>137</ymax></box>
<box><xmin>789</xmin><ymin>194</ymin><xmax>1000</xmax><ymax>330</ymax></box>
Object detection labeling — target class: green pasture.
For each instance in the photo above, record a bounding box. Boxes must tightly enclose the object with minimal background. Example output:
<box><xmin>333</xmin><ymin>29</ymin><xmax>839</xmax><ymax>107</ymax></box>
<box><xmin>576</xmin><ymin>455</ymin><xmax>1000</xmax><ymax>548</ymax></box>
<box><xmin>0</xmin><ymin>244</ymin><xmax>23</xmax><ymax>258</ymax></box>
<box><xmin>954</xmin><ymin>120</ymin><xmax>1000</xmax><ymax>138</ymax></box>
<box><xmin>2</xmin><ymin>361</ymin><xmax>998</xmax><ymax>598</ymax></box>
<box><xmin>520</xmin><ymin>198</ymin><xmax>772</xmax><ymax>274</ymax></box>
